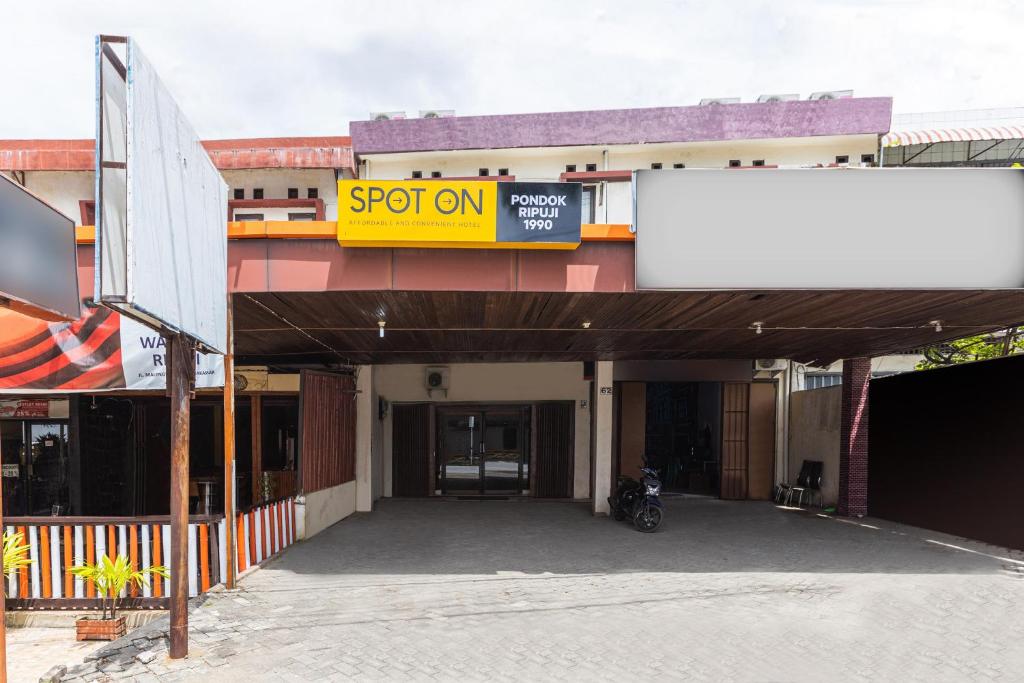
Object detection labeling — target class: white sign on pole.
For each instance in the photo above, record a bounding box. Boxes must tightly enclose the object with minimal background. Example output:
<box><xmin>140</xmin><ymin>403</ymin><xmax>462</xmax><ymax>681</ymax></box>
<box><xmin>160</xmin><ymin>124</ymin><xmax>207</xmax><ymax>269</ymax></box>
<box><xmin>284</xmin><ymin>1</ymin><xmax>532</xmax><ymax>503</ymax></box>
<box><xmin>95</xmin><ymin>36</ymin><xmax>228</xmax><ymax>353</ymax></box>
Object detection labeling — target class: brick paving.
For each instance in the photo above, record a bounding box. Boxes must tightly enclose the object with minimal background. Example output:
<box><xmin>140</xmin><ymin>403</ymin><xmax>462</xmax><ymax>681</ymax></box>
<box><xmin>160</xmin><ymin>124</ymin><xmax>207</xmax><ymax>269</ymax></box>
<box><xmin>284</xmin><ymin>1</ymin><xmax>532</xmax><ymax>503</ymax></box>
<box><xmin>31</xmin><ymin>496</ymin><xmax>1024</xmax><ymax>681</ymax></box>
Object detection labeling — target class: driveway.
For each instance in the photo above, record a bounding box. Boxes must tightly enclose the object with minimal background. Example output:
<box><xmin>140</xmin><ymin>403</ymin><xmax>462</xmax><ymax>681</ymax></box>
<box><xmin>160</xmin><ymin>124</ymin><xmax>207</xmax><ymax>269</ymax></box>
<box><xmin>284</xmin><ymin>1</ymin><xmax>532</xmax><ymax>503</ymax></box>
<box><xmin>52</xmin><ymin>496</ymin><xmax>1024</xmax><ymax>681</ymax></box>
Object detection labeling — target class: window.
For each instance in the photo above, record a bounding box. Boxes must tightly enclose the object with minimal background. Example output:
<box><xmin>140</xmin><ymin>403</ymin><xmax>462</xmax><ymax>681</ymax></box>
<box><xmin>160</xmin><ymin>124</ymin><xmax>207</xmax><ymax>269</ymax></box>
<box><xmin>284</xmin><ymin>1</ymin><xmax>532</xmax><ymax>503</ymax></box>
<box><xmin>81</xmin><ymin>200</ymin><xmax>96</xmax><ymax>225</ymax></box>
<box><xmin>411</xmin><ymin>171</ymin><xmax>423</xmax><ymax>179</ymax></box>
<box><xmin>235</xmin><ymin>213</ymin><xmax>264</xmax><ymax>221</ymax></box>
<box><xmin>861</xmin><ymin>154</ymin><xmax>875</xmax><ymax>164</ymax></box>
<box><xmin>307</xmin><ymin>187</ymin><xmax>318</xmax><ymax>199</ymax></box>
<box><xmin>287</xmin><ymin>188</ymin><xmax>298</xmax><ymax>199</ymax></box>
<box><xmin>728</xmin><ymin>160</ymin><xmax>741</xmax><ymax>168</ymax></box>
<box><xmin>651</xmin><ymin>162</ymin><xmax>662</xmax><ymax>170</ymax></box>
<box><xmin>585</xmin><ymin>163</ymin><xmax>597</xmax><ymax>172</ymax></box>
<box><xmin>261</xmin><ymin>398</ymin><xmax>299</xmax><ymax>471</ymax></box>
<box><xmin>803</xmin><ymin>374</ymin><xmax>843</xmax><ymax>390</ymax></box>
<box><xmin>581</xmin><ymin>186</ymin><xmax>596</xmax><ymax>223</ymax></box>
<box><xmin>497</xmin><ymin>168</ymin><xmax>509</xmax><ymax>176</ymax></box>
<box><xmin>478</xmin><ymin>168</ymin><xmax>489</xmax><ymax>177</ymax></box>
<box><xmin>565</xmin><ymin>164</ymin><xmax>577</xmax><ymax>173</ymax></box>
<box><xmin>430</xmin><ymin>171</ymin><xmax>442</xmax><ymax>178</ymax></box>
<box><xmin>752</xmin><ymin>159</ymin><xmax>765</xmax><ymax>167</ymax></box>
<box><xmin>1</xmin><ymin>421</ymin><xmax>69</xmax><ymax>516</ymax></box>
<box><xmin>288</xmin><ymin>212</ymin><xmax>316</xmax><ymax>221</ymax></box>
<box><xmin>233</xmin><ymin>188</ymin><xmax>244</xmax><ymax>200</ymax></box>
<box><xmin>673</xmin><ymin>163</ymin><xmax>685</xmax><ymax>169</ymax></box>
<box><xmin>253</xmin><ymin>188</ymin><xmax>264</xmax><ymax>200</ymax></box>
<box><xmin>835</xmin><ymin>155</ymin><xmax>849</xmax><ymax>165</ymax></box>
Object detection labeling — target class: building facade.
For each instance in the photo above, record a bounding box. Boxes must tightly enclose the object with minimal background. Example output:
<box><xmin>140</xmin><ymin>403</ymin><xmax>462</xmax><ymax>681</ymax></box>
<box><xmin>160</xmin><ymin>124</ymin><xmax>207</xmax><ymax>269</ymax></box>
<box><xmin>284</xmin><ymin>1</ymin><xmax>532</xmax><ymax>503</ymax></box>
<box><xmin>6</xmin><ymin>95</ymin><xmax>1024</xmax><ymax>607</ymax></box>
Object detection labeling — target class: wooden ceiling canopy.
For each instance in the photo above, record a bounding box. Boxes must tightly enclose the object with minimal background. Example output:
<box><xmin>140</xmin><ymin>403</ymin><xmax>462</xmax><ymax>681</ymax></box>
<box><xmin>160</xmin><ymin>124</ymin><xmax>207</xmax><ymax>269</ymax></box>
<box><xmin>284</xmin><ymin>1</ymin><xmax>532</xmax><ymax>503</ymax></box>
<box><xmin>232</xmin><ymin>289</ymin><xmax>1024</xmax><ymax>367</ymax></box>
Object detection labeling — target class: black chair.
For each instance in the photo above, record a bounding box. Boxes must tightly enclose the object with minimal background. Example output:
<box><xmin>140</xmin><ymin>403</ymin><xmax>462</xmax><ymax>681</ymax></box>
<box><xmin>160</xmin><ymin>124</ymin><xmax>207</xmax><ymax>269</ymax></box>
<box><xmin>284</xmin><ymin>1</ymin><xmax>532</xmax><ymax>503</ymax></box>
<box><xmin>786</xmin><ymin>460</ymin><xmax>823</xmax><ymax>507</ymax></box>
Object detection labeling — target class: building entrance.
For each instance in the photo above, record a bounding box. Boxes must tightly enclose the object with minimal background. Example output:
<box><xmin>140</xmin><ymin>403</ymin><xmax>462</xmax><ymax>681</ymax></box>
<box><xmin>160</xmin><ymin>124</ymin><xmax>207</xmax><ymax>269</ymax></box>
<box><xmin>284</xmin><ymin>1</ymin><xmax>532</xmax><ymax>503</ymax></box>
<box><xmin>437</xmin><ymin>406</ymin><xmax>530</xmax><ymax>496</ymax></box>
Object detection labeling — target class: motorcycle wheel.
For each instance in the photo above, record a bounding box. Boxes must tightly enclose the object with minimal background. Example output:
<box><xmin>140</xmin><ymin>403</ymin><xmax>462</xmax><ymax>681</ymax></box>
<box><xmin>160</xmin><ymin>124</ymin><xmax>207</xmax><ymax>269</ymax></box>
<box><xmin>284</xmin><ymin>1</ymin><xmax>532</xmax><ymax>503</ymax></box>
<box><xmin>633</xmin><ymin>505</ymin><xmax>663</xmax><ymax>533</ymax></box>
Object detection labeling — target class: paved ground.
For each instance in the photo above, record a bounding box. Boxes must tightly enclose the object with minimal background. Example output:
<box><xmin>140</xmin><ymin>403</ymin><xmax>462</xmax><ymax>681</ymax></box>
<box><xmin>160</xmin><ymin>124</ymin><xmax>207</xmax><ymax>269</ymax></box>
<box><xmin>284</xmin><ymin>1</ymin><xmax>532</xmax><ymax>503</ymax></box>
<box><xmin>7</xmin><ymin>626</ymin><xmax>104</xmax><ymax>683</ymax></box>
<box><xmin>34</xmin><ymin>496</ymin><xmax>1024</xmax><ymax>681</ymax></box>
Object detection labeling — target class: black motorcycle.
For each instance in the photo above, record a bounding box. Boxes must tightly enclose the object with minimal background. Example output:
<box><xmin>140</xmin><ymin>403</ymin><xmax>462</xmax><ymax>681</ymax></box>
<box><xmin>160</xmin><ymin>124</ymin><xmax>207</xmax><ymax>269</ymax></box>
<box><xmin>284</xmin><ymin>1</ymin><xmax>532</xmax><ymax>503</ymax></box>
<box><xmin>607</xmin><ymin>459</ymin><xmax>664</xmax><ymax>532</ymax></box>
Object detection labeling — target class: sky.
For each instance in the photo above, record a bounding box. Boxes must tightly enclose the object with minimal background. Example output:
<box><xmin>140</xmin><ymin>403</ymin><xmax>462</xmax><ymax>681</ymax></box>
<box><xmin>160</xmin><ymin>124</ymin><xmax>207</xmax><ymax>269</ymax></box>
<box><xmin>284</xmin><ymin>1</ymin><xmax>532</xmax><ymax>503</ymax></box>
<box><xmin>2</xmin><ymin>0</ymin><xmax>1021</xmax><ymax>140</ymax></box>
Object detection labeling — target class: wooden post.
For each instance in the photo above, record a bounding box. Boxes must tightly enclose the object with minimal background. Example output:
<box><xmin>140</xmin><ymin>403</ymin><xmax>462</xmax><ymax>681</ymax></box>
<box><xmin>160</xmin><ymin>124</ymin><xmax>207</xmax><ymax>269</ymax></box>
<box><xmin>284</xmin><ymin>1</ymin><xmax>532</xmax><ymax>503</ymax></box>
<box><xmin>1</xmin><ymin>453</ymin><xmax>7</xmax><ymax>683</ymax></box>
<box><xmin>251</xmin><ymin>394</ymin><xmax>262</xmax><ymax>506</ymax></box>
<box><xmin>223</xmin><ymin>295</ymin><xmax>236</xmax><ymax>589</ymax></box>
<box><xmin>168</xmin><ymin>334</ymin><xmax>195</xmax><ymax>659</ymax></box>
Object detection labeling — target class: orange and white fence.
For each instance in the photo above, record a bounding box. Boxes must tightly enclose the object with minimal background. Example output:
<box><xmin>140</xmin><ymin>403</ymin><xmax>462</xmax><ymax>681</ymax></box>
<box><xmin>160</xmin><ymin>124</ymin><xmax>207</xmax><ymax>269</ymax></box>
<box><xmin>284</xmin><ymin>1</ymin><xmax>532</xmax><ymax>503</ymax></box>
<box><xmin>4</xmin><ymin>496</ymin><xmax>298</xmax><ymax>609</ymax></box>
<box><xmin>235</xmin><ymin>497</ymin><xmax>297</xmax><ymax>573</ymax></box>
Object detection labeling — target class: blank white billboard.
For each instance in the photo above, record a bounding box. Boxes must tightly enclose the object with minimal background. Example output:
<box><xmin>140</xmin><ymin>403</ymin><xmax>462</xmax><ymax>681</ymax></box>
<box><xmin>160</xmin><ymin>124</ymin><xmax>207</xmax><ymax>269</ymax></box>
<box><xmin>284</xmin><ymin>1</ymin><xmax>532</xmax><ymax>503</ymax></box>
<box><xmin>634</xmin><ymin>168</ymin><xmax>1024</xmax><ymax>290</ymax></box>
<box><xmin>95</xmin><ymin>36</ymin><xmax>227</xmax><ymax>353</ymax></box>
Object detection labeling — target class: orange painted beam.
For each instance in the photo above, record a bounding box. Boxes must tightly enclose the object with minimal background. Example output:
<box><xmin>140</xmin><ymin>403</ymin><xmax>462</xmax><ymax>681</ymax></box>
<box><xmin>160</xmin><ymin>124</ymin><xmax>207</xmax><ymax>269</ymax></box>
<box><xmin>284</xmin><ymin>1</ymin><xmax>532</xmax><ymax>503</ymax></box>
<box><xmin>63</xmin><ymin>526</ymin><xmax>73</xmax><ymax>598</ymax></box>
<box><xmin>40</xmin><ymin>526</ymin><xmax>51</xmax><ymax>598</ymax></box>
<box><xmin>581</xmin><ymin>224</ymin><xmax>634</xmax><ymax>241</ymax></box>
<box><xmin>152</xmin><ymin>525</ymin><xmax>163</xmax><ymax>598</ymax></box>
<box><xmin>75</xmin><ymin>225</ymin><xmax>95</xmax><ymax>244</ymax></box>
<box><xmin>76</xmin><ymin>221</ymin><xmax>634</xmax><ymax>244</ymax></box>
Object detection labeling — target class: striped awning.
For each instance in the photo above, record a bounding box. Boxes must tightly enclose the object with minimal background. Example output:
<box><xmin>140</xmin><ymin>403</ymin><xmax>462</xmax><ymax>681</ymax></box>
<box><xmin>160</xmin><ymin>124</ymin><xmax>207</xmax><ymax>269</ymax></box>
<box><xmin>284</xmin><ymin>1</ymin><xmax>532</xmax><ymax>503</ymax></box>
<box><xmin>883</xmin><ymin>125</ymin><xmax>1024</xmax><ymax>147</ymax></box>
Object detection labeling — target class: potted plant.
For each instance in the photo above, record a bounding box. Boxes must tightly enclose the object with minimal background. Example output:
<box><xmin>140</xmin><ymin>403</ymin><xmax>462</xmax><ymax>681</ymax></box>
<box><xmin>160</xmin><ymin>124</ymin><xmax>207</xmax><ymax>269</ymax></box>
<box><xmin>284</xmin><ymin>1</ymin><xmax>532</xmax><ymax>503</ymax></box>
<box><xmin>69</xmin><ymin>554</ymin><xmax>169</xmax><ymax>641</ymax></box>
<box><xmin>3</xmin><ymin>530</ymin><xmax>33</xmax><ymax>589</ymax></box>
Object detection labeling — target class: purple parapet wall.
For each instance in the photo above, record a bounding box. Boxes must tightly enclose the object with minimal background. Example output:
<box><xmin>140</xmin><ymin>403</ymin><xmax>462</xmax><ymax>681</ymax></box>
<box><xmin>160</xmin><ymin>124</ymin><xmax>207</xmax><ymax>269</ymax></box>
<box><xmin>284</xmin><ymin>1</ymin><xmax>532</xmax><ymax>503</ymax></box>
<box><xmin>351</xmin><ymin>98</ymin><xmax>893</xmax><ymax>155</ymax></box>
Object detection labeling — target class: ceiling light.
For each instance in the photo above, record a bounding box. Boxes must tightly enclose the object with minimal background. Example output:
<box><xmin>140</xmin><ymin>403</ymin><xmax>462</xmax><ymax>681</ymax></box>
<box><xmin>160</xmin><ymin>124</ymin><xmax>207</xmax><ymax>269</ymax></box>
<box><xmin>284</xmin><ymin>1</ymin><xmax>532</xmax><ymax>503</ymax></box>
<box><xmin>930</xmin><ymin>320</ymin><xmax>942</xmax><ymax>333</ymax></box>
<box><xmin>751</xmin><ymin>321</ymin><xmax>764</xmax><ymax>335</ymax></box>
<box><xmin>378</xmin><ymin>320</ymin><xmax>386</xmax><ymax>338</ymax></box>
<box><xmin>582</xmin><ymin>321</ymin><xmax>591</xmax><ymax>329</ymax></box>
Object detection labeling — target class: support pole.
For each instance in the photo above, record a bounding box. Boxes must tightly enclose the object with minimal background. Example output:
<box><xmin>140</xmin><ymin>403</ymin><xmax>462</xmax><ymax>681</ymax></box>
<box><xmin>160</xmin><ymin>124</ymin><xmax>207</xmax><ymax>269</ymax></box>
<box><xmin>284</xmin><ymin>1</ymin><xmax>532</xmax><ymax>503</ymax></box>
<box><xmin>168</xmin><ymin>334</ymin><xmax>195</xmax><ymax>659</ymax></box>
<box><xmin>838</xmin><ymin>357</ymin><xmax>871</xmax><ymax>518</ymax></box>
<box><xmin>223</xmin><ymin>296</ymin><xmax>236</xmax><ymax>589</ymax></box>
<box><xmin>1</xmin><ymin>454</ymin><xmax>7</xmax><ymax>683</ymax></box>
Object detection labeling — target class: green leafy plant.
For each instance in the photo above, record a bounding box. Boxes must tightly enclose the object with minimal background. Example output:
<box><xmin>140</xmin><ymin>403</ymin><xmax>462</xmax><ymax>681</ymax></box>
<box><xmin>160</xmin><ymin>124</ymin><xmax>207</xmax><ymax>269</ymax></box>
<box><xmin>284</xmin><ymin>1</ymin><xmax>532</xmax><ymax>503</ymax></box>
<box><xmin>918</xmin><ymin>326</ymin><xmax>1024</xmax><ymax>370</ymax></box>
<box><xmin>69</xmin><ymin>554</ymin><xmax>169</xmax><ymax>620</ymax></box>
<box><xmin>3</xmin><ymin>531</ymin><xmax>33</xmax><ymax>588</ymax></box>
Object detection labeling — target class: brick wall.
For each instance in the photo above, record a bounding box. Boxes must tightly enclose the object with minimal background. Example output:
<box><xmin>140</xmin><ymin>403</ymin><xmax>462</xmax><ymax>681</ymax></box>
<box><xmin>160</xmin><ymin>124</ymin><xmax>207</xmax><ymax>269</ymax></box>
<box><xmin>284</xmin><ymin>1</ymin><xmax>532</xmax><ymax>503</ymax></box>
<box><xmin>838</xmin><ymin>357</ymin><xmax>871</xmax><ymax>516</ymax></box>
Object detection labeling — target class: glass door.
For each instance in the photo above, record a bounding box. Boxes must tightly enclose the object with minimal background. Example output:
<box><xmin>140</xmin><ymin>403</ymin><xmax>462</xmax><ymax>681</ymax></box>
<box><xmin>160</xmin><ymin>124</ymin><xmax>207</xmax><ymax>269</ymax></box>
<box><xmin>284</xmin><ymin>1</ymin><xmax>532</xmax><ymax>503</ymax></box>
<box><xmin>27</xmin><ymin>422</ymin><xmax>69</xmax><ymax>515</ymax></box>
<box><xmin>438</xmin><ymin>407</ymin><xmax>529</xmax><ymax>495</ymax></box>
<box><xmin>439</xmin><ymin>411</ymin><xmax>484</xmax><ymax>494</ymax></box>
<box><xmin>481</xmin><ymin>410</ymin><xmax>528</xmax><ymax>495</ymax></box>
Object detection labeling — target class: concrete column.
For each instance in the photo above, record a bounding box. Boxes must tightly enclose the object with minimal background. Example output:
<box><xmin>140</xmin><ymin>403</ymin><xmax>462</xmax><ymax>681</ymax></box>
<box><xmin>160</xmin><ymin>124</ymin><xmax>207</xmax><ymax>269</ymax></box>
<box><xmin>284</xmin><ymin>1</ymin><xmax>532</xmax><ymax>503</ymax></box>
<box><xmin>591</xmin><ymin>360</ymin><xmax>614</xmax><ymax>515</ymax></box>
<box><xmin>355</xmin><ymin>364</ymin><xmax>374</xmax><ymax>512</ymax></box>
<box><xmin>838</xmin><ymin>357</ymin><xmax>871</xmax><ymax>517</ymax></box>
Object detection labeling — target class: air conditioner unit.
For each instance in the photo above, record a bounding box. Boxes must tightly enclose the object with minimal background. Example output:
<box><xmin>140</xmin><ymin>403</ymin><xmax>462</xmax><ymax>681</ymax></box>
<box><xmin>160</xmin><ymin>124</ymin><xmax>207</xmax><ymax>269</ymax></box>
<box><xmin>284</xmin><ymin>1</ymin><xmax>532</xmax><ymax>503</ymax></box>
<box><xmin>807</xmin><ymin>90</ymin><xmax>853</xmax><ymax>101</ymax></box>
<box><xmin>425</xmin><ymin>366</ymin><xmax>450</xmax><ymax>395</ymax></box>
<box><xmin>754</xmin><ymin>359</ymin><xmax>788</xmax><ymax>372</ymax></box>
<box><xmin>234</xmin><ymin>366</ymin><xmax>269</xmax><ymax>392</ymax></box>
<box><xmin>419</xmin><ymin>109</ymin><xmax>455</xmax><ymax>119</ymax></box>
<box><xmin>756</xmin><ymin>93</ymin><xmax>799</xmax><ymax>103</ymax></box>
<box><xmin>370</xmin><ymin>111</ymin><xmax>407</xmax><ymax>121</ymax></box>
<box><xmin>699</xmin><ymin>97</ymin><xmax>740</xmax><ymax>106</ymax></box>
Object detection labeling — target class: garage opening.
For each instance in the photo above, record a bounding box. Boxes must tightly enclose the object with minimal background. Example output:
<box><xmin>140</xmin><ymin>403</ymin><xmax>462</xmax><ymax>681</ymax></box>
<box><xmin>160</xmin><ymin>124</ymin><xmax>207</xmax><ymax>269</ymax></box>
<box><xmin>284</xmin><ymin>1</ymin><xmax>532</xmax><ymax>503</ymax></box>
<box><xmin>616</xmin><ymin>381</ymin><xmax>775</xmax><ymax>500</ymax></box>
<box><xmin>391</xmin><ymin>400</ymin><xmax>575</xmax><ymax>499</ymax></box>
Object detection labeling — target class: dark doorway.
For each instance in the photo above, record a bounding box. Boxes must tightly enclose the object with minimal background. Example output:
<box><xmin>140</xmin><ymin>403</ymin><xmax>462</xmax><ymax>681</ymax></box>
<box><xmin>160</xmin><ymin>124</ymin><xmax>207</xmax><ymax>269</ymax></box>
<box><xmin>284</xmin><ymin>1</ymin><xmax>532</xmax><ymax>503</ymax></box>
<box><xmin>392</xmin><ymin>403</ymin><xmax>431</xmax><ymax>497</ymax></box>
<box><xmin>534</xmin><ymin>402</ymin><xmax>573</xmax><ymax>498</ymax></box>
<box><xmin>437</xmin><ymin>406</ymin><xmax>530</xmax><ymax>496</ymax></box>
<box><xmin>644</xmin><ymin>382</ymin><xmax>721</xmax><ymax>495</ymax></box>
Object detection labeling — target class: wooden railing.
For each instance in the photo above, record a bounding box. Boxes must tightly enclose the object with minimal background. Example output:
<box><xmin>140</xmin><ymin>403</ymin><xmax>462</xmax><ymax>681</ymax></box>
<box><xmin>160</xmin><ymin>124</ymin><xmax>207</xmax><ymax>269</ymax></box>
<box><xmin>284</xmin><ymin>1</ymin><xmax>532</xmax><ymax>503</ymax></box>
<box><xmin>236</xmin><ymin>497</ymin><xmax>297</xmax><ymax>573</ymax></box>
<box><xmin>4</xmin><ymin>496</ymin><xmax>299</xmax><ymax>609</ymax></box>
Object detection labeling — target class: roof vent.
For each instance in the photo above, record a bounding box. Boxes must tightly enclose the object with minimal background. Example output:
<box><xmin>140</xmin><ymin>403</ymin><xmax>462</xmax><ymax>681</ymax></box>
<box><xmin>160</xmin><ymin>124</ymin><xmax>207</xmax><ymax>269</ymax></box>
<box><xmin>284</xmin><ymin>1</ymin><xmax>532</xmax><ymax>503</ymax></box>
<box><xmin>370</xmin><ymin>111</ymin><xmax>407</xmax><ymax>121</ymax></box>
<box><xmin>756</xmin><ymin>94</ymin><xmax>799</xmax><ymax>103</ymax></box>
<box><xmin>419</xmin><ymin>110</ymin><xmax>455</xmax><ymax>119</ymax></box>
<box><xmin>807</xmin><ymin>90</ymin><xmax>853</xmax><ymax>101</ymax></box>
<box><xmin>699</xmin><ymin>97</ymin><xmax>740</xmax><ymax>106</ymax></box>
